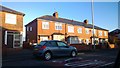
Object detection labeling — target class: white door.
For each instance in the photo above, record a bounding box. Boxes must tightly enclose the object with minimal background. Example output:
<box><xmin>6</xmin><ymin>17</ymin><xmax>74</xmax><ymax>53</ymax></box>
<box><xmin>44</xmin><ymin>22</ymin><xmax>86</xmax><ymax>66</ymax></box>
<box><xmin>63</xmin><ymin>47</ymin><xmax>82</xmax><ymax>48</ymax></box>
<box><xmin>40</xmin><ymin>36</ymin><xmax>48</xmax><ymax>41</ymax></box>
<box><xmin>53</xmin><ymin>35</ymin><xmax>65</xmax><ymax>41</ymax></box>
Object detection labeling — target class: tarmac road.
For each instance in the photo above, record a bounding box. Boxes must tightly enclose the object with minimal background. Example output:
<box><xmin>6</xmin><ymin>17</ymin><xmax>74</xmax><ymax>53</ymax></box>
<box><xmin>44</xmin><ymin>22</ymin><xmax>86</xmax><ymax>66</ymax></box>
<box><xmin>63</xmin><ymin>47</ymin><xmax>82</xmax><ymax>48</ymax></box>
<box><xmin>2</xmin><ymin>48</ymin><xmax>119</xmax><ymax>68</ymax></box>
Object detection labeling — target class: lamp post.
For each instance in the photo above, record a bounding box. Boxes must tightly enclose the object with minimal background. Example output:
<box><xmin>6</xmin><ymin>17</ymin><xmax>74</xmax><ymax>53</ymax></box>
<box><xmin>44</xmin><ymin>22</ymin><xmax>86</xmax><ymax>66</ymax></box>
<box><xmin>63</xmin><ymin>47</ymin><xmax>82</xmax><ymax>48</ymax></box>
<box><xmin>91</xmin><ymin>0</ymin><xmax>95</xmax><ymax>50</ymax></box>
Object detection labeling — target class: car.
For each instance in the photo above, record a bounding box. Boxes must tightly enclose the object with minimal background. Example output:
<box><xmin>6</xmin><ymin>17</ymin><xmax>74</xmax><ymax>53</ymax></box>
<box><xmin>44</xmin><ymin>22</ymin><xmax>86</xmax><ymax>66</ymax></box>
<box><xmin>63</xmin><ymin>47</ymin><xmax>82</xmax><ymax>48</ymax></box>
<box><xmin>33</xmin><ymin>40</ymin><xmax>77</xmax><ymax>60</ymax></box>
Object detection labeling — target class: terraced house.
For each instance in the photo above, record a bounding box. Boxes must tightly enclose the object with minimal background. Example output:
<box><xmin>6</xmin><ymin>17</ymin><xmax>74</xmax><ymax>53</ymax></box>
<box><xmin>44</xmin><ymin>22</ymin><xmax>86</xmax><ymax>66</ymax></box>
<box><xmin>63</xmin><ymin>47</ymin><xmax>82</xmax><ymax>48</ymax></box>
<box><xmin>25</xmin><ymin>12</ymin><xmax>108</xmax><ymax>45</ymax></box>
<box><xmin>0</xmin><ymin>5</ymin><xmax>25</xmax><ymax>48</ymax></box>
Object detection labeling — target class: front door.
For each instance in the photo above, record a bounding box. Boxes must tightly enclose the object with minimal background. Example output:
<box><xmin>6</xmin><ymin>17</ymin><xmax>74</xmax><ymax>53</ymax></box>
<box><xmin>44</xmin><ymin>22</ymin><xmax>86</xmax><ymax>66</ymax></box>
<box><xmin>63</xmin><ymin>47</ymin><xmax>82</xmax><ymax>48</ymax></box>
<box><xmin>53</xmin><ymin>35</ymin><xmax>65</xmax><ymax>41</ymax></box>
<box><xmin>7</xmin><ymin>34</ymin><xmax>13</xmax><ymax>48</ymax></box>
<box><xmin>5</xmin><ymin>31</ymin><xmax>22</xmax><ymax>48</ymax></box>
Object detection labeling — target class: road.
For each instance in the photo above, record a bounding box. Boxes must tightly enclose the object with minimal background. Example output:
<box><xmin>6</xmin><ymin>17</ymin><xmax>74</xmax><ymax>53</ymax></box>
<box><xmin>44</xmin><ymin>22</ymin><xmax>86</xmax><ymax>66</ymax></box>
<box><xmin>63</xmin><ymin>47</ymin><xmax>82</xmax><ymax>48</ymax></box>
<box><xmin>2</xmin><ymin>49</ymin><xmax>119</xmax><ymax>68</ymax></box>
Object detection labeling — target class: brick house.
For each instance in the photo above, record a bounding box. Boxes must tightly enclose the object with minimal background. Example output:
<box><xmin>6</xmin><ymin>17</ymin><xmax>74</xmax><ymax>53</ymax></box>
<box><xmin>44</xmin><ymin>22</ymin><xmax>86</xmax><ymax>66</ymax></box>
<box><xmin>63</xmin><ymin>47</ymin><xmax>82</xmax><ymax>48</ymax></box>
<box><xmin>25</xmin><ymin>12</ymin><xmax>108</xmax><ymax>45</ymax></box>
<box><xmin>0</xmin><ymin>5</ymin><xmax>25</xmax><ymax>48</ymax></box>
<box><xmin>109</xmin><ymin>29</ymin><xmax>120</xmax><ymax>48</ymax></box>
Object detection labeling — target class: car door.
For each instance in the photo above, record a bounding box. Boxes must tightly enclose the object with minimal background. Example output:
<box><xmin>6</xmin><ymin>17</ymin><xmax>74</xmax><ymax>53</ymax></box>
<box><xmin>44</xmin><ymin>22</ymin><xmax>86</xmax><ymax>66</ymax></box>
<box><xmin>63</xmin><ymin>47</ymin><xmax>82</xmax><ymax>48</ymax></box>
<box><xmin>57</xmin><ymin>41</ymin><xmax>71</xmax><ymax>56</ymax></box>
<box><xmin>46</xmin><ymin>41</ymin><xmax>60</xmax><ymax>56</ymax></box>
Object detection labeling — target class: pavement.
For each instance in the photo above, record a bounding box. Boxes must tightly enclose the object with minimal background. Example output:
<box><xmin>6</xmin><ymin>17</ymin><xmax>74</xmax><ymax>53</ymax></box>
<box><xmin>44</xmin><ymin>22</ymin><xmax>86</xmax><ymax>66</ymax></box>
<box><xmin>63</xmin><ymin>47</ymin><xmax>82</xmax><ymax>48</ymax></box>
<box><xmin>2</xmin><ymin>48</ymin><xmax>33</xmax><ymax>62</ymax></box>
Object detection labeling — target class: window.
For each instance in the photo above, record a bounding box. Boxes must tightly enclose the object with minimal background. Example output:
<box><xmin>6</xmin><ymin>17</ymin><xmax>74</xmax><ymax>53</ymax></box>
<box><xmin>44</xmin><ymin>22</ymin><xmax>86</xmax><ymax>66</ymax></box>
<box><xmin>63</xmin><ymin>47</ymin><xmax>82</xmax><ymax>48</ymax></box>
<box><xmin>27</xmin><ymin>27</ymin><xmax>29</xmax><ymax>31</ymax></box>
<box><xmin>86</xmin><ymin>28</ymin><xmax>89</xmax><ymax>34</ymax></box>
<box><xmin>99</xmin><ymin>31</ymin><xmax>102</xmax><ymax>36</ymax></box>
<box><xmin>53</xmin><ymin>35</ymin><xmax>65</xmax><ymax>41</ymax></box>
<box><xmin>78</xmin><ymin>28</ymin><xmax>82</xmax><ymax>33</ymax></box>
<box><xmin>104</xmin><ymin>31</ymin><xmax>107</xmax><ymax>36</ymax></box>
<box><xmin>38</xmin><ymin>41</ymin><xmax>46</xmax><ymax>46</ymax></box>
<box><xmin>50</xmin><ymin>42</ymin><xmax>58</xmax><ymax>47</ymax></box>
<box><xmin>40</xmin><ymin>36</ymin><xmax>48</xmax><ymax>41</ymax></box>
<box><xmin>68</xmin><ymin>26</ymin><xmax>74</xmax><ymax>33</ymax></box>
<box><xmin>55</xmin><ymin>22</ymin><xmax>62</xmax><ymax>30</ymax></box>
<box><xmin>42</xmin><ymin>22</ymin><xmax>49</xmax><ymax>29</ymax></box>
<box><xmin>67</xmin><ymin>36</ymin><xmax>79</xmax><ymax>44</ymax></box>
<box><xmin>5</xmin><ymin>13</ymin><xmax>16</xmax><ymax>24</ymax></box>
<box><xmin>30</xmin><ymin>27</ymin><xmax>32</xmax><ymax>31</ymax></box>
<box><xmin>86</xmin><ymin>39</ymin><xmax>89</xmax><ymax>45</ymax></box>
<box><xmin>57</xmin><ymin>42</ymin><xmax>67</xmax><ymax>47</ymax></box>
<box><xmin>79</xmin><ymin>38</ymin><xmax>82</xmax><ymax>43</ymax></box>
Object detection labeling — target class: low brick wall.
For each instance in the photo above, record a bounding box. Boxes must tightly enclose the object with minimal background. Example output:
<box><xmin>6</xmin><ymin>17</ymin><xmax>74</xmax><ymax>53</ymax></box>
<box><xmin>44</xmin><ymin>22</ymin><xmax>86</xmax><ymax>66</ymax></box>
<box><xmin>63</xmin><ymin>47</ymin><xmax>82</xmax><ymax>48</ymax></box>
<box><xmin>69</xmin><ymin>44</ymin><xmax>91</xmax><ymax>51</ymax></box>
<box><xmin>69</xmin><ymin>44</ymin><xmax>107</xmax><ymax>51</ymax></box>
<box><xmin>23</xmin><ymin>42</ymin><xmax>33</xmax><ymax>49</ymax></box>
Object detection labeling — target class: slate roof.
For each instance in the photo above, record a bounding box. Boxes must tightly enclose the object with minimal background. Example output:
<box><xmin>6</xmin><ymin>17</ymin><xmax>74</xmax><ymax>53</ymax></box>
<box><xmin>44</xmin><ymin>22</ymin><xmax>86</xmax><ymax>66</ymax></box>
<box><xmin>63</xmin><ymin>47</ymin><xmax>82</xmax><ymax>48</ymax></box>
<box><xmin>0</xmin><ymin>5</ymin><xmax>25</xmax><ymax>16</ymax></box>
<box><xmin>109</xmin><ymin>29</ymin><xmax>120</xmax><ymax>35</ymax></box>
<box><xmin>37</xmin><ymin>15</ymin><xmax>108</xmax><ymax>31</ymax></box>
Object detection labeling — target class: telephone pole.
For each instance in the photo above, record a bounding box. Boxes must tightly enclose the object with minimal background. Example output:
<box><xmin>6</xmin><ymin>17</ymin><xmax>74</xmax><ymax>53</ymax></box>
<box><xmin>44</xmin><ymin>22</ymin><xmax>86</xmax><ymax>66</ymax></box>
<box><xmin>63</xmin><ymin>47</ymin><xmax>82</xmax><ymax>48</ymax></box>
<box><xmin>91</xmin><ymin>0</ymin><xmax>95</xmax><ymax>50</ymax></box>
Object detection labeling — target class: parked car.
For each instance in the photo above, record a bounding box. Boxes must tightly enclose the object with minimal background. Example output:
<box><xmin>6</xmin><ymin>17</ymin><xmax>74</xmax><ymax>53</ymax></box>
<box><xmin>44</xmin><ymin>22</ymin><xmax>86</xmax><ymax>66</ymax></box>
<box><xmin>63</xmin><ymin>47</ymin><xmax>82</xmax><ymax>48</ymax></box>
<box><xmin>33</xmin><ymin>40</ymin><xmax>77</xmax><ymax>60</ymax></box>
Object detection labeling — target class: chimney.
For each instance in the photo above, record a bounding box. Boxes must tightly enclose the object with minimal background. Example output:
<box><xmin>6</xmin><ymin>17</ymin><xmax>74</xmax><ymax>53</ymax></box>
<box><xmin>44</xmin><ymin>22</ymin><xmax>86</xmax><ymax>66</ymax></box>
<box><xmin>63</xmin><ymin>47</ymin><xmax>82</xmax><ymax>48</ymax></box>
<box><xmin>84</xmin><ymin>19</ymin><xmax>88</xmax><ymax>24</ymax></box>
<box><xmin>53</xmin><ymin>12</ymin><xmax>58</xmax><ymax>18</ymax></box>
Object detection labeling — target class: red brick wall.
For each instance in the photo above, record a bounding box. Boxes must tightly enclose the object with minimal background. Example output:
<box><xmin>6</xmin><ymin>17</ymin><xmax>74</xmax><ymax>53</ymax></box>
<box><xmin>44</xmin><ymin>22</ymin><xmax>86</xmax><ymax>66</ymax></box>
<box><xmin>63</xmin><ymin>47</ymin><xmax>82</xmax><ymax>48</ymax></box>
<box><xmin>0</xmin><ymin>12</ymin><xmax>23</xmax><ymax>31</ymax></box>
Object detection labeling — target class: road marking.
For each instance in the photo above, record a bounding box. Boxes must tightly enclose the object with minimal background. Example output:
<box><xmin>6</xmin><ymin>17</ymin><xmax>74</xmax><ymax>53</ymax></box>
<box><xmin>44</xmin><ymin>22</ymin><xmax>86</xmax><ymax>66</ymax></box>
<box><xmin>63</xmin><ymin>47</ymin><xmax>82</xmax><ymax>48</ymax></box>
<box><xmin>64</xmin><ymin>60</ymin><xmax>106</xmax><ymax>67</ymax></box>
<box><xmin>78</xmin><ymin>53</ymin><xmax>85</xmax><ymax>55</ymax></box>
<box><xmin>65</xmin><ymin>58</ymin><xmax>82</xmax><ymax>62</ymax></box>
<box><xmin>99</xmin><ymin>62</ymin><xmax>114</xmax><ymax>67</ymax></box>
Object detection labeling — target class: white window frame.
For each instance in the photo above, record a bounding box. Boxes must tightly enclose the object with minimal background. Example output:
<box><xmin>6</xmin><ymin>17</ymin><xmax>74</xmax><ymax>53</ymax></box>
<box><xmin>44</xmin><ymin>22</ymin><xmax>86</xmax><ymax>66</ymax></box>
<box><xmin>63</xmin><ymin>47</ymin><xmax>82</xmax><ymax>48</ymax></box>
<box><xmin>68</xmin><ymin>26</ymin><xmax>74</xmax><ymax>33</ymax></box>
<box><xmin>40</xmin><ymin>36</ymin><xmax>48</xmax><ymax>41</ymax></box>
<box><xmin>55</xmin><ymin>22</ymin><xmax>62</xmax><ymax>30</ymax></box>
<box><xmin>42</xmin><ymin>22</ymin><xmax>49</xmax><ymax>29</ymax></box>
<box><xmin>86</xmin><ymin>39</ymin><xmax>89</xmax><ymax>45</ymax></box>
<box><xmin>5</xmin><ymin>31</ymin><xmax>7</xmax><ymax>45</ymax></box>
<box><xmin>99</xmin><ymin>31</ymin><xmax>102</xmax><ymax>36</ymax></box>
<box><xmin>79</xmin><ymin>38</ymin><xmax>82</xmax><ymax>43</ymax></box>
<box><xmin>5</xmin><ymin>13</ymin><xmax>17</xmax><ymax>24</ymax></box>
<box><xmin>104</xmin><ymin>31</ymin><xmax>107</xmax><ymax>36</ymax></box>
<box><xmin>77</xmin><ymin>28</ymin><xmax>82</xmax><ymax>33</ymax></box>
<box><xmin>86</xmin><ymin>28</ymin><xmax>89</xmax><ymax>34</ymax></box>
<box><xmin>30</xmin><ymin>27</ymin><xmax>32</xmax><ymax>31</ymax></box>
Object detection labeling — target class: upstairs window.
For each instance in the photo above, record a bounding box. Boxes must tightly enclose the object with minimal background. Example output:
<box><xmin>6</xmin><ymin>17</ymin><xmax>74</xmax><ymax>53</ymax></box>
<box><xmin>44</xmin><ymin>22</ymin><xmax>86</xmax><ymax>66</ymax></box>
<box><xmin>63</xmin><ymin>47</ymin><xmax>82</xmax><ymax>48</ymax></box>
<box><xmin>104</xmin><ymin>31</ymin><xmax>107</xmax><ymax>36</ymax></box>
<box><xmin>42</xmin><ymin>22</ymin><xmax>49</xmax><ymax>29</ymax></box>
<box><xmin>85</xmin><ymin>28</ymin><xmax>89</xmax><ymax>34</ymax></box>
<box><xmin>30</xmin><ymin>27</ymin><xmax>32</xmax><ymax>31</ymax></box>
<box><xmin>5</xmin><ymin>13</ymin><xmax>16</xmax><ymax>24</ymax></box>
<box><xmin>68</xmin><ymin>26</ymin><xmax>74</xmax><ymax>33</ymax></box>
<box><xmin>55</xmin><ymin>22</ymin><xmax>62</xmax><ymax>30</ymax></box>
<box><xmin>77</xmin><ymin>28</ymin><xmax>82</xmax><ymax>33</ymax></box>
<box><xmin>99</xmin><ymin>31</ymin><xmax>102</xmax><ymax>36</ymax></box>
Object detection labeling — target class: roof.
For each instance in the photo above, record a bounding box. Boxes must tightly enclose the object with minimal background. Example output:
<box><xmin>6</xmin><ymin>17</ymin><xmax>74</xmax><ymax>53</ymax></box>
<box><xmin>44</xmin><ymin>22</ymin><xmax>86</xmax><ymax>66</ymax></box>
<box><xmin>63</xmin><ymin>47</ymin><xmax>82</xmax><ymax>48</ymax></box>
<box><xmin>52</xmin><ymin>33</ymin><xmax>64</xmax><ymax>35</ymax></box>
<box><xmin>37</xmin><ymin>15</ymin><xmax>108</xmax><ymax>31</ymax></box>
<box><xmin>0</xmin><ymin>5</ymin><xmax>25</xmax><ymax>16</ymax></box>
<box><xmin>109</xmin><ymin>29</ymin><xmax>120</xmax><ymax>35</ymax></box>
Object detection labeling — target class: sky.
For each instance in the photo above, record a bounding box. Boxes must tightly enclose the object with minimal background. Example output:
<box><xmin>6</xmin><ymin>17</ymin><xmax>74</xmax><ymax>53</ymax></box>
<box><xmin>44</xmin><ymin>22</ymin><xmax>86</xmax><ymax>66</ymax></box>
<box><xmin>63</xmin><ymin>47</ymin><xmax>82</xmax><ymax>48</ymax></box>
<box><xmin>1</xmin><ymin>2</ymin><xmax>119</xmax><ymax>38</ymax></box>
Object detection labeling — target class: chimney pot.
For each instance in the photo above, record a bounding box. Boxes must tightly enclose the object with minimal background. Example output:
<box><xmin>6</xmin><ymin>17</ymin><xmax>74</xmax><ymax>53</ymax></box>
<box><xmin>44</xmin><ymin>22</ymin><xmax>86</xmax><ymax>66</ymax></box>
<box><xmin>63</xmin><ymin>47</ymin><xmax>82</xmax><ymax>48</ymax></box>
<box><xmin>84</xmin><ymin>19</ymin><xmax>88</xmax><ymax>24</ymax></box>
<box><xmin>53</xmin><ymin>12</ymin><xmax>58</xmax><ymax>18</ymax></box>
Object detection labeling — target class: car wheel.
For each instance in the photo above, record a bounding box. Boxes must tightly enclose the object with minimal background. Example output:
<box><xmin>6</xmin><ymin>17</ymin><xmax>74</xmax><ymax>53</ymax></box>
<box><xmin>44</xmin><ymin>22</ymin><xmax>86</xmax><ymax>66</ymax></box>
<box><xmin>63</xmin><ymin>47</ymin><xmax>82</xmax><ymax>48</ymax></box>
<box><xmin>71</xmin><ymin>51</ymin><xmax>76</xmax><ymax>57</ymax></box>
<box><xmin>44</xmin><ymin>52</ymin><xmax>52</xmax><ymax>60</ymax></box>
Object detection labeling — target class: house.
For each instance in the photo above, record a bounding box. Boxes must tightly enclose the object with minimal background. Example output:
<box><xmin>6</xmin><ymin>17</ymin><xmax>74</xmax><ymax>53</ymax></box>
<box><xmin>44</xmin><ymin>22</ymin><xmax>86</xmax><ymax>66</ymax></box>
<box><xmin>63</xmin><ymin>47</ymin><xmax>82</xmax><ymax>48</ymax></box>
<box><xmin>0</xmin><ymin>5</ymin><xmax>25</xmax><ymax>48</ymax></box>
<box><xmin>25</xmin><ymin>12</ymin><xmax>108</xmax><ymax>46</ymax></box>
<box><xmin>109</xmin><ymin>29</ymin><xmax>120</xmax><ymax>47</ymax></box>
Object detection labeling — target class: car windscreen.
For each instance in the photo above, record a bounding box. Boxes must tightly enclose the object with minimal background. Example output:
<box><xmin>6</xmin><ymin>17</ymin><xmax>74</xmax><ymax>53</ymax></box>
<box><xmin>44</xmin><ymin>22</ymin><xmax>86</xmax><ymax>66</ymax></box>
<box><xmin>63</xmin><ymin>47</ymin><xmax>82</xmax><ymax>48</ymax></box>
<box><xmin>38</xmin><ymin>41</ymin><xmax>46</xmax><ymax>46</ymax></box>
